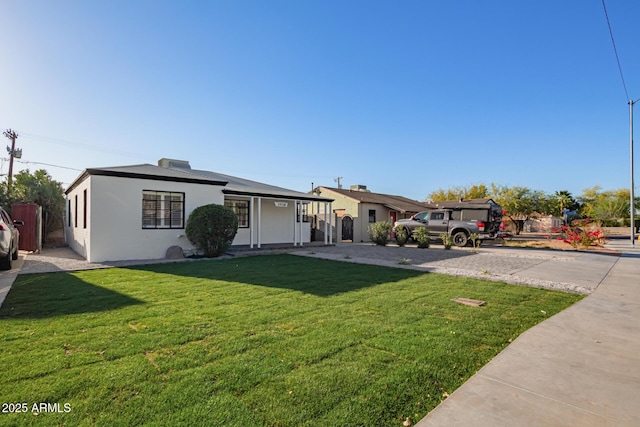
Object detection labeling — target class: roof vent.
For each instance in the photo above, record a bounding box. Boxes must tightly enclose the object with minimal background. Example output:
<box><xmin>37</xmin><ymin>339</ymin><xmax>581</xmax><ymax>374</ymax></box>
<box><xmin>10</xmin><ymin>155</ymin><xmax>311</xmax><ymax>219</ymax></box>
<box><xmin>158</xmin><ymin>158</ymin><xmax>191</xmax><ymax>169</ymax></box>
<box><xmin>350</xmin><ymin>184</ymin><xmax>369</xmax><ymax>192</ymax></box>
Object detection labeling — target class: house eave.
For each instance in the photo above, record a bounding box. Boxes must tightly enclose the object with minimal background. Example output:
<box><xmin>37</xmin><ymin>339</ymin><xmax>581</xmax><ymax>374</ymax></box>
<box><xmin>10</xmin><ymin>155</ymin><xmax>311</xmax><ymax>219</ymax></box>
<box><xmin>223</xmin><ymin>189</ymin><xmax>333</xmax><ymax>202</ymax></box>
<box><xmin>65</xmin><ymin>168</ymin><xmax>228</xmax><ymax>194</ymax></box>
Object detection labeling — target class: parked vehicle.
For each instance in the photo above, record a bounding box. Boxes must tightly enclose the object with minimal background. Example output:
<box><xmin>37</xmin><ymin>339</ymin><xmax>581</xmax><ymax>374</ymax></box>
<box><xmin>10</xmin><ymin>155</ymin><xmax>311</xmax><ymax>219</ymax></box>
<box><xmin>0</xmin><ymin>207</ymin><xmax>23</xmax><ymax>270</ymax></box>
<box><xmin>393</xmin><ymin>200</ymin><xmax>502</xmax><ymax>247</ymax></box>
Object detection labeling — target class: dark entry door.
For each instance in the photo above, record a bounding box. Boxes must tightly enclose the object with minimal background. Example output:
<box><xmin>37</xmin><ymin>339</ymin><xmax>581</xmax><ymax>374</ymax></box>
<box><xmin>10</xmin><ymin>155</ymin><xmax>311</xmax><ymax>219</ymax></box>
<box><xmin>342</xmin><ymin>216</ymin><xmax>354</xmax><ymax>241</ymax></box>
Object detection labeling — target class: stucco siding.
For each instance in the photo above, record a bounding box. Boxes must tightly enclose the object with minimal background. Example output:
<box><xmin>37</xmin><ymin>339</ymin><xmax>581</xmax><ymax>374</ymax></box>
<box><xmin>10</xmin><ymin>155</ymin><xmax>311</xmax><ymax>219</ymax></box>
<box><xmin>229</xmin><ymin>199</ymin><xmax>309</xmax><ymax>246</ymax></box>
<box><xmin>309</xmin><ymin>191</ymin><xmax>357</xmax><ymax>241</ymax></box>
<box><xmin>309</xmin><ymin>190</ymin><xmax>392</xmax><ymax>242</ymax></box>
<box><xmin>233</xmin><ymin>227</ymin><xmax>251</xmax><ymax>246</ymax></box>
<box><xmin>66</xmin><ymin>177</ymin><xmax>91</xmax><ymax>259</ymax></box>
<box><xmin>357</xmin><ymin>203</ymin><xmax>391</xmax><ymax>243</ymax></box>
<box><xmin>68</xmin><ymin>175</ymin><xmax>225</xmax><ymax>262</ymax></box>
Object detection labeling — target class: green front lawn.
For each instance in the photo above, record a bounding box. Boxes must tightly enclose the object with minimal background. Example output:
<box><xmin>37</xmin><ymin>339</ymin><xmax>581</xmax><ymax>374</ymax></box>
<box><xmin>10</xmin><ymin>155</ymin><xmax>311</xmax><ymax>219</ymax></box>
<box><xmin>0</xmin><ymin>255</ymin><xmax>582</xmax><ymax>426</ymax></box>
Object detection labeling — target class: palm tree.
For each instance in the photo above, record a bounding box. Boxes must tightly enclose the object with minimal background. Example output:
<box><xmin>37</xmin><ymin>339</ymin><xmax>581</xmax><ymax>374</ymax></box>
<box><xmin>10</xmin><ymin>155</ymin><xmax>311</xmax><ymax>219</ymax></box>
<box><xmin>555</xmin><ymin>190</ymin><xmax>577</xmax><ymax>217</ymax></box>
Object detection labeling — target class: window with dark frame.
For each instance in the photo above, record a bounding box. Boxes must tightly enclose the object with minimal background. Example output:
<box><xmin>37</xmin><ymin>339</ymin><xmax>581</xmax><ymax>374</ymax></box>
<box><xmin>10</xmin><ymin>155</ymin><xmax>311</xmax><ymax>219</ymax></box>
<box><xmin>68</xmin><ymin>199</ymin><xmax>71</xmax><ymax>227</ymax></box>
<box><xmin>142</xmin><ymin>191</ymin><xmax>185</xmax><ymax>229</ymax></box>
<box><xmin>83</xmin><ymin>189</ymin><xmax>87</xmax><ymax>229</ymax></box>
<box><xmin>368</xmin><ymin>209</ymin><xmax>376</xmax><ymax>223</ymax></box>
<box><xmin>74</xmin><ymin>195</ymin><xmax>78</xmax><ymax>228</ymax></box>
<box><xmin>224</xmin><ymin>200</ymin><xmax>249</xmax><ymax>228</ymax></box>
<box><xmin>296</xmin><ymin>203</ymin><xmax>309</xmax><ymax>223</ymax></box>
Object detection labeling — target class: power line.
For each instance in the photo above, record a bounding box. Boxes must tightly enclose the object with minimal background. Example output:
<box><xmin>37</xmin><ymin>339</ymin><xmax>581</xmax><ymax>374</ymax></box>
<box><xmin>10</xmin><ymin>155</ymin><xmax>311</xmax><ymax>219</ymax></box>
<box><xmin>601</xmin><ymin>0</ymin><xmax>630</xmax><ymax>101</ymax></box>
<box><xmin>15</xmin><ymin>159</ymin><xmax>82</xmax><ymax>171</ymax></box>
<box><xmin>1</xmin><ymin>157</ymin><xmax>83</xmax><ymax>172</ymax></box>
<box><xmin>18</xmin><ymin>131</ymin><xmax>156</xmax><ymax>162</ymax></box>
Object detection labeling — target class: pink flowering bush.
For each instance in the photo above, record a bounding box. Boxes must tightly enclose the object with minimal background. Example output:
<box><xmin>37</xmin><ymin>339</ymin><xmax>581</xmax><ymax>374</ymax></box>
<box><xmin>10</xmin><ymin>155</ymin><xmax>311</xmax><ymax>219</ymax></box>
<box><xmin>553</xmin><ymin>219</ymin><xmax>605</xmax><ymax>249</ymax></box>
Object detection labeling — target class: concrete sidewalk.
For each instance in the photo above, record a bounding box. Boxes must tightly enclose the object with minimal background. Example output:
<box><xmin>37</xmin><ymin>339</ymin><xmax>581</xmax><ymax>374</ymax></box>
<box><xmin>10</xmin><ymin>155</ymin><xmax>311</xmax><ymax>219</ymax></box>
<box><xmin>0</xmin><ymin>254</ymin><xmax>25</xmax><ymax>308</ymax></box>
<box><xmin>417</xmin><ymin>243</ymin><xmax>640</xmax><ymax>427</ymax></box>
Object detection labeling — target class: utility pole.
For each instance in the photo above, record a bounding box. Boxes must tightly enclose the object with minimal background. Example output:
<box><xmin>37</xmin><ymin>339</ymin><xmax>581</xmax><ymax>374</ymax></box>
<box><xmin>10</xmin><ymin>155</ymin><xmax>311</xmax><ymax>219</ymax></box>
<box><xmin>630</xmin><ymin>99</ymin><xmax>638</xmax><ymax>246</ymax></box>
<box><xmin>3</xmin><ymin>129</ymin><xmax>20</xmax><ymax>191</ymax></box>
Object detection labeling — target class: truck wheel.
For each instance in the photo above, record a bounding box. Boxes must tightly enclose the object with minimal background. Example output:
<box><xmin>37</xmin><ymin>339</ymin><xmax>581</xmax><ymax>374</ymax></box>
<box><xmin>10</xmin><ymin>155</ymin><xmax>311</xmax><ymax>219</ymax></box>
<box><xmin>452</xmin><ymin>231</ymin><xmax>468</xmax><ymax>247</ymax></box>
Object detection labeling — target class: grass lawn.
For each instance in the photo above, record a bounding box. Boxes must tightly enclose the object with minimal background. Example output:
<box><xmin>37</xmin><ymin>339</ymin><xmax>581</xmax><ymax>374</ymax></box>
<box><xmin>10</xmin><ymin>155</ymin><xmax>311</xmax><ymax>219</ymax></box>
<box><xmin>0</xmin><ymin>254</ymin><xmax>583</xmax><ymax>426</ymax></box>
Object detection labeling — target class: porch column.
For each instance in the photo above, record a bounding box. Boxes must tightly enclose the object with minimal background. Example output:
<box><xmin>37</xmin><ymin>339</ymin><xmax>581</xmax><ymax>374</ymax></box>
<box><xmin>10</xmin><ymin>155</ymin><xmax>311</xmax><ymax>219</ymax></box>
<box><xmin>329</xmin><ymin>202</ymin><xmax>333</xmax><ymax>245</ymax></box>
<box><xmin>292</xmin><ymin>201</ymin><xmax>297</xmax><ymax>246</ymax></box>
<box><xmin>299</xmin><ymin>201</ymin><xmax>303</xmax><ymax>247</ymax></box>
<box><xmin>324</xmin><ymin>202</ymin><xmax>328</xmax><ymax>245</ymax></box>
<box><xmin>250</xmin><ymin>196</ymin><xmax>254</xmax><ymax>249</ymax></box>
<box><xmin>257</xmin><ymin>197</ymin><xmax>262</xmax><ymax>249</ymax></box>
<box><xmin>336</xmin><ymin>215</ymin><xmax>343</xmax><ymax>244</ymax></box>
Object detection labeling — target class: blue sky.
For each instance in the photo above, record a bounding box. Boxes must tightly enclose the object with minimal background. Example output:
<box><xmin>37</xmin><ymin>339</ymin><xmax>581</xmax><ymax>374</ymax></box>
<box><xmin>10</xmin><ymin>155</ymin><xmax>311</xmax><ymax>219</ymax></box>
<box><xmin>1</xmin><ymin>0</ymin><xmax>638</xmax><ymax>201</ymax></box>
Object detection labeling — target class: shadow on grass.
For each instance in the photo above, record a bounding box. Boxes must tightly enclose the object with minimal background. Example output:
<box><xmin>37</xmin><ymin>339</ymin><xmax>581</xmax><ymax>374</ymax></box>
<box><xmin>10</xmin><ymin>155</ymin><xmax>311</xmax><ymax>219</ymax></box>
<box><xmin>0</xmin><ymin>272</ymin><xmax>144</xmax><ymax>319</ymax></box>
<box><xmin>125</xmin><ymin>254</ymin><xmax>427</xmax><ymax>297</ymax></box>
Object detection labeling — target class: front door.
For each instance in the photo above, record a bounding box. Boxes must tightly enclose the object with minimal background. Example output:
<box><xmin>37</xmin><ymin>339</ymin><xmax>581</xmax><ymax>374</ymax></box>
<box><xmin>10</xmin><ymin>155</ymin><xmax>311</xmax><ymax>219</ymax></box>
<box><xmin>390</xmin><ymin>211</ymin><xmax>397</xmax><ymax>224</ymax></box>
<box><xmin>342</xmin><ymin>216</ymin><xmax>354</xmax><ymax>241</ymax></box>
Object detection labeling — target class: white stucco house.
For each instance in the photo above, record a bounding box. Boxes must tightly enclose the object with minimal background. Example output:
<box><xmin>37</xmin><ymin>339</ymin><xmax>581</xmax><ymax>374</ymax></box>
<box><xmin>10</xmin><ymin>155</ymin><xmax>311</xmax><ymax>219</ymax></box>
<box><xmin>65</xmin><ymin>158</ymin><xmax>334</xmax><ymax>262</ymax></box>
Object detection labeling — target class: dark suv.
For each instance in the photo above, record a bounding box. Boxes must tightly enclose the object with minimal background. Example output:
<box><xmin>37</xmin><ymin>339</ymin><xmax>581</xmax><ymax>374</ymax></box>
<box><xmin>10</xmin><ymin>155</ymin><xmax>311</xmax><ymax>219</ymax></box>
<box><xmin>0</xmin><ymin>207</ymin><xmax>23</xmax><ymax>270</ymax></box>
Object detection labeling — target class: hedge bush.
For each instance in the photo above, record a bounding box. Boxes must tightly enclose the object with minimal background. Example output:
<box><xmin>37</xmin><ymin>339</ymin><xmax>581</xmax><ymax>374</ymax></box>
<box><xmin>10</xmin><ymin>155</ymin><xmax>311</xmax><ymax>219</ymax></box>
<box><xmin>440</xmin><ymin>232</ymin><xmax>453</xmax><ymax>250</ymax></box>
<box><xmin>186</xmin><ymin>204</ymin><xmax>238</xmax><ymax>257</ymax></box>
<box><xmin>394</xmin><ymin>225</ymin><xmax>409</xmax><ymax>246</ymax></box>
<box><xmin>368</xmin><ymin>221</ymin><xmax>392</xmax><ymax>246</ymax></box>
<box><xmin>414</xmin><ymin>227</ymin><xmax>430</xmax><ymax>248</ymax></box>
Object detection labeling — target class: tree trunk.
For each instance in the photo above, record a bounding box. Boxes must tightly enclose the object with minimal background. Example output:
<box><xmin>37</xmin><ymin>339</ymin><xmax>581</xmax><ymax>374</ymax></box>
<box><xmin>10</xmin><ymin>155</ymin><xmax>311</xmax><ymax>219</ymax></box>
<box><xmin>514</xmin><ymin>220</ymin><xmax>525</xmax><ymax>235</ymax></box>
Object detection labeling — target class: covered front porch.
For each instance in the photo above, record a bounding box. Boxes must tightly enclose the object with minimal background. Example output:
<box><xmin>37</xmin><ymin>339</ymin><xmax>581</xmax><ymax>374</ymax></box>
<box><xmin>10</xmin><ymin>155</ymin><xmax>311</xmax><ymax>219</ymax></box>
<box><xmin>224</xmin><ymin>194</ymin><xmax>334</xmax><ymax>248</ymax></box>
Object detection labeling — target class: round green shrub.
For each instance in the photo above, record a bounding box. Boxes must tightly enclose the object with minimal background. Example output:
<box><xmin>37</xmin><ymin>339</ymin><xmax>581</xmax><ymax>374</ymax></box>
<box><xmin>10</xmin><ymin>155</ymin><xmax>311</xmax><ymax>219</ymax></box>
<box><xmin>368</xmin><ymin>221</ymin><xmax>392</xmax><ymax>246</ymax></box>
<box><xmin>414</xmin><ymin>227</ymin><xmax>430</xmax><ymax>248</ymax></box>
<box><xmin>440</xmin><ymin>232</ymin><xmax>453</xmax><ymax>250</ymax></box>
<box><xmin>186</xmin><ymin>204</ymin><xmax>239</xmax><ymax>257</ymax></box>
<box><xmin>395</xmin><ymin>225</ymin><xmax>409</xmax><ymax>246</ymax></box>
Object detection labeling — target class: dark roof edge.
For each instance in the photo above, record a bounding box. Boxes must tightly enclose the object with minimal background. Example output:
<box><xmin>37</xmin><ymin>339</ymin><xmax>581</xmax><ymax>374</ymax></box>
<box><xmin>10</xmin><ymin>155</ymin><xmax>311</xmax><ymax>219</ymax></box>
<box><xmin>223</xmin><ymin>189</ymin><xmax>334</xmax><ymax>202</ymax></box>
<box><xmin>317</xmin><ymin>186</ymin><xmax>427</xmax><ymax>210</ymax></box>
<box><xmin>65</xmin><ymin>170</ymin><xmax>90</xmax><ymax>194</ymax></box>
<box><xmin>65</xmin><ymin>168</ymin><xmax>228</xmax><ymax>194</ymax></box>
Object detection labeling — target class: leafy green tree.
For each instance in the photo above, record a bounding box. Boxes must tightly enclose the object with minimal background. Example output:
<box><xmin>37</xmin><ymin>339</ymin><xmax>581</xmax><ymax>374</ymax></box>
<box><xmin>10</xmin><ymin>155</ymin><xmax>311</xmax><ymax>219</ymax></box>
<box><xmin>490</xmin><ymin>184</ymin><xmax>547</xmax><ymax>234</ymax></box>
<box><xmin>578</xmin><ymin>187</ymin><xmax>635</xmax><ymax>223</ymax></box>
<box><xmin>427</xmin><ymin>182</ymin><xmax>638</xmax><ymax>230</ymax></box>
<box><xmin>592</xmin><ymin>197</ymin><xmax>627</xmax><ymax>222</ymax></box>
<box><xmin>577</xmin><ymin>186</ymin><xmax>602</xmax><ymax>218</ymax></box>
<box><xmin>427</xmin><ymin>184</ymin><xmax>489</xmax><ymax>202</ymax></box>
<box><xmin>1</xmin><ymin>169</ymin><xmax>65</xmax><ymax>235</ymax></box>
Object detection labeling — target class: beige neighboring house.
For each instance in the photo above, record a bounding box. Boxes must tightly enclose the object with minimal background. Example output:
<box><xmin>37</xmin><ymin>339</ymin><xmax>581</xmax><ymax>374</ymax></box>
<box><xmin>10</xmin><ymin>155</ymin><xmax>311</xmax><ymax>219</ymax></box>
<box><xmin>309</xmin><ymin>185</ymin><xmax>429</xmax><ymax>243</ymax></box>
